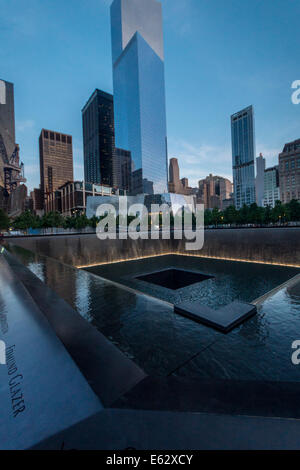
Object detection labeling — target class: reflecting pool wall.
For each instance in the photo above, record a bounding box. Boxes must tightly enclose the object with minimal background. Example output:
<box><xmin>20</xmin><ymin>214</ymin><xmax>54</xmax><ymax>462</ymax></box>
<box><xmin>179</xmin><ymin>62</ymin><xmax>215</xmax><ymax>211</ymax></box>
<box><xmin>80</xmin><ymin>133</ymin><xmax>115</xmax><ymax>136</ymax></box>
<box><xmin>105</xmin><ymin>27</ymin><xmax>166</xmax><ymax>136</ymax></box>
<box><xmin>8</xmin><ymin>228</ymin><xmax>300</xmax><ymax>268</ymax></box>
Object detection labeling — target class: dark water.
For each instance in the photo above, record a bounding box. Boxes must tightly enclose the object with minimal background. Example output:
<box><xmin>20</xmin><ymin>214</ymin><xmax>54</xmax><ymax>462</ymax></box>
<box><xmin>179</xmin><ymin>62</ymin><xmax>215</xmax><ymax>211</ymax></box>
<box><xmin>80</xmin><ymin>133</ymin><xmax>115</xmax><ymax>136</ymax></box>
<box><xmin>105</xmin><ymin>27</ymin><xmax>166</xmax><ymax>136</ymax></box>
<box><xmin>7</xmin><ymin>245</ymin><xmax>300</xmax><ymax>382</ymax></box>
<box><xmin>86</xmin><ymin>255</ymin><xmax>299</xmax><ymax>308</ymax></box>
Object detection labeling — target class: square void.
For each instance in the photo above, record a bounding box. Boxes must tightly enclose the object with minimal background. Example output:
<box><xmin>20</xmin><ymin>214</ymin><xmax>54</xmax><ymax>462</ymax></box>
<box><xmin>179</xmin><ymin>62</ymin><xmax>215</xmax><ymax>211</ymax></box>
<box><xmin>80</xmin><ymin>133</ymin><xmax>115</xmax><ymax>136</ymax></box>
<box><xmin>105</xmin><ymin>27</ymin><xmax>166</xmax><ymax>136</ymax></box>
<box><xmin>136</xmin><ymin>269</ymin><xmax>214</xmax><ymax>290</ymax></box>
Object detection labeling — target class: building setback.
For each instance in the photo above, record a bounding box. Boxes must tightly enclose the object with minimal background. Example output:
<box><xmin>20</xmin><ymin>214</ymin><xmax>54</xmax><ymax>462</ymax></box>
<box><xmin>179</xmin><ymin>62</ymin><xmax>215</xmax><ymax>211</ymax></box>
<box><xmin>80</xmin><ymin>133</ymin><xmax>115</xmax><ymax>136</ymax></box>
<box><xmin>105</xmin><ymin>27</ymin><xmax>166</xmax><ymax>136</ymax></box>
<box><xmin>231</xmin><ymin>105</ymin><xmax>256</xmax><ymax>209</ymax></box>
<box><xmin>111</xmin><ymin>0</ymin><xmax>168</xmax><ymax>195</ymax></box>
<box><xmin>279</xmin><ymin>139</ymin><xmax>300</xmax><ymax>203</ymax></box>
<box><xmin>82</xmin><ymin>89</ymin><xmax>115</xmax><ymax>186</ymax></box>
<box><xmin>39</xmin><ymin>129</ymin><xmax>74</xmax><ymax>203</ymax></box>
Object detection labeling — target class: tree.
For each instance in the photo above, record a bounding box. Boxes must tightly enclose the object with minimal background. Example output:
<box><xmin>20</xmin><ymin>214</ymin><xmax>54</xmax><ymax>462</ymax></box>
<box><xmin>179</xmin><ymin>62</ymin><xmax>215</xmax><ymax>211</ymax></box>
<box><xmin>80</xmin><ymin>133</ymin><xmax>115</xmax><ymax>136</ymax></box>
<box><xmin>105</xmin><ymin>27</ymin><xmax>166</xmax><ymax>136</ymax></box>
<box><xmin>0</xmin><ymin>209</ymin><xmax>10</xmax><ymax>231</ymax></box>
<box><xmin>41</xmin><ymin>211</ymin><xmax>64</xmax><ymax>228</ymax></box>
<box><xmin>12</xmin><ymin>211</ymin><xmax>40</xmax><ymax>230</ymax></box>
<box><xmin>223</xmin><ymin>205</ymin><xmax>238</xmax><ymax>225</ymax></box>
<box><xmin>271</xmin><ymin>201</ymin><xmax>286</xmax><ymax>223</ymax></box>
<box><xmin>286</xmin><ymin>199</ymin><xmax>300</xmax><ymax>222</ymax></box>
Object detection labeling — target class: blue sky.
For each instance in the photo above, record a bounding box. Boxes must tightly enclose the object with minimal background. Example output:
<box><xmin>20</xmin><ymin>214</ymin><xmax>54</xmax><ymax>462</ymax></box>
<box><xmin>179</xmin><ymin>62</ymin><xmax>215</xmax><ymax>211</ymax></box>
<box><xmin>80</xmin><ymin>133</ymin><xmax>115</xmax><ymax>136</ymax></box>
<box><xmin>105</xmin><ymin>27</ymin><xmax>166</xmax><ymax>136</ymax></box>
<box><xmin>1</xmin><ymin>0</ymin><xmax>300</xmax><ymax>191</ymax></box>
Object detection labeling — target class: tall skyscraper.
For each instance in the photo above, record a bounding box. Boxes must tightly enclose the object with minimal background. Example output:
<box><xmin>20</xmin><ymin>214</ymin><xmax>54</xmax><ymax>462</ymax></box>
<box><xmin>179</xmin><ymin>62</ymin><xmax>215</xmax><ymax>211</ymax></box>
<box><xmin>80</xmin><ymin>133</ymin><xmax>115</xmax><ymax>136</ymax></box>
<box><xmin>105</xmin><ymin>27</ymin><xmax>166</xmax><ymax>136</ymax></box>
<box><xmin>82</xmin><ymin>89</ymin><xmax>115</xmax><ymax>186</ymax></box>
<box><xmin>39</xmin><ymin>129</ymin><xmax>74</xmax><ymax>202</ymax></box>
<box><xmin>231</xmin><ymin>105</ymin><xmax>256</xmax><ymax>209</ymax></box>
<box><xmin>279</xmin><ymin>138</ymin><xmax>300</xmax><ymax>203</ymax></box>
<box><xmin>256</xmin><ymin>153</ymin><xmax>266</xmax><ymax>206</ymax></box>
<box><xmin>0</xmin><ymin>79</ymin><xmax>25</xmax><ymax>197</ymax></box>
<box><xmin>110</xmin><ymin>0</ymin><xmax>168</xmax><ymax>195</ymax></box>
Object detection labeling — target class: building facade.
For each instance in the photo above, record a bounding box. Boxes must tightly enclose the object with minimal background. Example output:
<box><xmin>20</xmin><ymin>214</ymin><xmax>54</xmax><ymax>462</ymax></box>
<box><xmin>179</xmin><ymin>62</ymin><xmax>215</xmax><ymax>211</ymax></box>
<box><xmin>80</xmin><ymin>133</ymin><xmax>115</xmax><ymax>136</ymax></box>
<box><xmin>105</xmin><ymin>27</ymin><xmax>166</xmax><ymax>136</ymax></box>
<box><xmin>198</xmin><ymin>174</ymin><xmax>233</xmax><ymax>210</ymax></box>
<box><xmin>279</xmin><ymin>139</ymin><xmax>300</xmax><ymax>203</ymax></box>
<box><xmin>82</xmin><ymin>89</ymin><xmax>116</xmax><ymax>186</ymax></box>
<box><xmin>111</xmin><ymin>0</ymin><xmax>168</xmax><ymax>195</ymax></box>
<box><xmin>0</xmin><ymin>79</ymin><xmax>25</xmax><ymax>203</ymax></box>
<box><xmin>168</xmin><ymin>158</ymin><xmax>193</xmax><ymax>195</ymax></box>
<box><xmin>45</xmin><ymin>181</ymin><xmax>126</xmax><ymax>216</ymax></box>
<box><xmin>256</xmin><ymin>153</ymin><xmax>266</xmax><ymax>206</ymax></box>
<box><xmin>231</xmin><ymin>105</ymin><xmax>256</xmax><ymax>209</ymax></box>
<box><xmin>39</xmin><ymin>129</ymin><xmax>74</xmax><ymax>204</ymax></box>
<box><xmin>263</xmin><ymin>166</ymin><xmax>280</xmax><ymax>208</ymax></box>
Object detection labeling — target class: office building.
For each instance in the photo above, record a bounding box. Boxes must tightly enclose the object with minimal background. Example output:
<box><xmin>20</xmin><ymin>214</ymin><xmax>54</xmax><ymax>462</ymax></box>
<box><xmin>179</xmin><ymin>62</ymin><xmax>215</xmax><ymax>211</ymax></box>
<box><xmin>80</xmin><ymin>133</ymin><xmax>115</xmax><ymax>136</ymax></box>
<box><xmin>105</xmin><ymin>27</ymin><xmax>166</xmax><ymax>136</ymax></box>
<box><xmin>111</xmin><ymin>0</ymin><xmax>168</xmax><ymax>195</ymax></box>
<box><xmin>198</xmin><ymin>174</ymin><xmax>233</xmax><ymax>210</ymax></box>
<box><xmin>256</xmin><ymin>153</ymin><xmax>266</xmax><ymax>206</ymax></box>
<box><xmin>231</xmin><ymin>105</ymin><xmax>256</xmax><ymax>209</ymax></box>
<box><xmin>168</xmin><ymin>158</ymin><xmax>193</xmax><ymax>195</ymax></box>
<box><xmin>45</xmin><ymin>181</ymin><xmax>126</xmax><ymax>217</ymax></box>
<box><xmin>263</xmin><ymin>166</ymin><xmax>280</xmax><ymax>208</ymax></box>
<box><xmin>279</xmin><ymin>139</ymin><xmax>300</xmax><ymax>203</ymax></box>
<box><xmin>39</xmin><ymin>129</ymin><xmax>74</xmax><ymax>204</ymax></box>
<box><xmin>82</xmin><ymin>89</ymin><xmax>116</xmax><ymax>186</ymax></box>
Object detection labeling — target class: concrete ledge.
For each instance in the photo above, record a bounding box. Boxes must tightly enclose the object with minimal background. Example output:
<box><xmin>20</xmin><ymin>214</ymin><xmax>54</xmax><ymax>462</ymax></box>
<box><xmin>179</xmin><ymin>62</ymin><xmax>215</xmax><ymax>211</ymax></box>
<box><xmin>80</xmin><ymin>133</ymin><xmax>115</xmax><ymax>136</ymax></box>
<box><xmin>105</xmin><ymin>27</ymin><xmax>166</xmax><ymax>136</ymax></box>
<box><xmin>174</xmin><ymin>300</ymin><xmax>257</xmax><ymax>332</ymax></box>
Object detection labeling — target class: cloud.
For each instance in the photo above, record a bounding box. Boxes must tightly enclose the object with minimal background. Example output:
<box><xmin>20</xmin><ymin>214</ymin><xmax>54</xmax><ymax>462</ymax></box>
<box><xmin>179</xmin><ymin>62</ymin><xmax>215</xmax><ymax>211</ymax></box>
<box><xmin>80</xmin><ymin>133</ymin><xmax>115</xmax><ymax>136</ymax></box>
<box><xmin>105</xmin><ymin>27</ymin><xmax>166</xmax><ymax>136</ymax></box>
<box><xmin>168</xmin><ymin>138</ymin><xmax>232</xmax><ymax>187</ymax></box>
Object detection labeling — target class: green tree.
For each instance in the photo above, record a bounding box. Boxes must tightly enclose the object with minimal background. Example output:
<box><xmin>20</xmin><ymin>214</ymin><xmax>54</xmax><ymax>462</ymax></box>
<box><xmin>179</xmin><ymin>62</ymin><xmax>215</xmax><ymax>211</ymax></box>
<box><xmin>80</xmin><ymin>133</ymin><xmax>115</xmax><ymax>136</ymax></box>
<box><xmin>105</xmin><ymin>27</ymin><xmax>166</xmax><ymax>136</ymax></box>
<box><xmin>223</xmin><ymin>205</ymin><xmax>238</xmax><ymax>225</ymax></box>
<box><xmin>0</xmin><ymin>209</ymin><xmax>10</xmax><ymax>231</ymax></box>
<box><xmin>271</xmin><ymin>201</ymin><xmax>287</xmax><ymax>223</ymax></box>
<box><xmin>286</xmin><ymin>199</ymin><xmax>300</xmax><ymax>222</ymax></box>
<box><xmin>12</xmin><ymin>210</ymin><xmax>40</xmax><ymax>230</ymax></box>
<box><xmin>41</xmin><ymin>211</ymin><xmax>64</xmax><ymax>228</ymax></box>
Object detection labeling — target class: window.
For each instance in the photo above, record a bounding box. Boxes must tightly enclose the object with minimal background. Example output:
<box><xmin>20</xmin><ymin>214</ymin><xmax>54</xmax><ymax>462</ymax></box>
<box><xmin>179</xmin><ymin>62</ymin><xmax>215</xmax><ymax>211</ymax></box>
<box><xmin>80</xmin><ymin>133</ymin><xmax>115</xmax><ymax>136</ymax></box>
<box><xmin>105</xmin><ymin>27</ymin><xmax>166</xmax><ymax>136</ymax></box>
<box><xmin>56</xmin><ymin>133</ymin><xmax>61</xmax><ymax>142</ymax></box>
<box><xmin>50</xmin><ymin>132</ymin><xmax>54</xmax><ymax>140</ymax></box>
<box><xmin>44</xmin><ymin>130</ymin><xmax>49</xmax><ymax>139</ymax></box>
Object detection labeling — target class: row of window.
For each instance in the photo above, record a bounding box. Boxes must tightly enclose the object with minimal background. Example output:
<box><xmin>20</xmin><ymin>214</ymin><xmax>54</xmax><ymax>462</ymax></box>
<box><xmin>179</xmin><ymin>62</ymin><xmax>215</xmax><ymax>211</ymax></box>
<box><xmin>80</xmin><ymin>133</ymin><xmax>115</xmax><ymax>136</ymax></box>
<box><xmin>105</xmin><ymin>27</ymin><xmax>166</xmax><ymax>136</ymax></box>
<box><xmin>43</xmin><ymin>130</ymin><xmax>72</xmax><ymax>144</ymax></box>
<box><xmin>280</xmin><ymin>158</ymin><xmax>300</xmax><ymax>171</ymax></box>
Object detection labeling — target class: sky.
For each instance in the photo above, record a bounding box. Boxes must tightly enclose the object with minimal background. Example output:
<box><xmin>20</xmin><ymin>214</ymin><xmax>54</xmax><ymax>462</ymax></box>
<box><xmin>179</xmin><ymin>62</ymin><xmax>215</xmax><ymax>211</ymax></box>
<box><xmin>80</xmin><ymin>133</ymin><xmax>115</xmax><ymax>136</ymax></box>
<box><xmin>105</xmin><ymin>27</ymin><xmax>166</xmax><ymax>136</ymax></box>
<box><xmin>1</xmin><ymin>0</ymin><xmax>300</xmax><ymax>191</ymax></box>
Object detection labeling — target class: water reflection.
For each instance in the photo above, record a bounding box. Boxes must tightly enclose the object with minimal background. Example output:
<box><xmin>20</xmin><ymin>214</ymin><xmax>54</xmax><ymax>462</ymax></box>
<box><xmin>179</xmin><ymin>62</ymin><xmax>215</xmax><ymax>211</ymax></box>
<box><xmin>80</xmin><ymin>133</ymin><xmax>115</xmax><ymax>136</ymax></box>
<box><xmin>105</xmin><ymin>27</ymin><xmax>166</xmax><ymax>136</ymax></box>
<box><xmin>6</xmin><ymin>244</ymin><xmax>300</xmax><ymax>382</ymax></box>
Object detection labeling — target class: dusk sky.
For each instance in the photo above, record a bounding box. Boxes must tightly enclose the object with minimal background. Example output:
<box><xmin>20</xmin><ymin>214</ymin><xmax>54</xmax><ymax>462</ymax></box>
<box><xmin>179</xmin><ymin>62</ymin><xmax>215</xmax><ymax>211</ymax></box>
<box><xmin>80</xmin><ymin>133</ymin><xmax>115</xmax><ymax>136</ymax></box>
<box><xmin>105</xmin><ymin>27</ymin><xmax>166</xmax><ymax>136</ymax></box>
<box><xmin>1</xmin><ymin>0</ymin><xmax>300</xmax><ymax>191</ymax></box>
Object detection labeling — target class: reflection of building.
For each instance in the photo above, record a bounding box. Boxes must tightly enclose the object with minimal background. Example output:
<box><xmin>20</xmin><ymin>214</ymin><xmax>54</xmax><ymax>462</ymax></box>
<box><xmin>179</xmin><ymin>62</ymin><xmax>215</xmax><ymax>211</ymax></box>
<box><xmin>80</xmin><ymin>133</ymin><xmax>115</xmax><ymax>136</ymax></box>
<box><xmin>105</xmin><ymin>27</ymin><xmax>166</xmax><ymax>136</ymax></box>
<box><xmin>198</xmin><ymin>174</ymin><xmax>233</xmax><ymax>209</ymax></box>
<box><xmin>256</xmin><ymin>153</ymin><xmax>266</xmax><ymax>206</ymax></box>
<box><xmin>0</xmin><ymin>79</ymin><xmax>26</xmax><ymax>211</ymax></box>
<box><xmin>45</xmin><ymin>181</ymin><xmax>126</xmax><ymax>216</ymax></box>
<box><xmin>82</xmin><ymin>89</ymin><xmax>115</xmax><ymax>187</ymax></box>
<box><xmin>279</xmin><ymin>139</ymin><xmax>300</xmax><ymax>203</ymax></box>
<box><xmin>168</xmin><ymin>158</ymin><xmax>193</xmax><ymax>195</ymax></box>
<box><xmin>231</xmin><ymin>105</ymin><xmax>256</xmax><ymax>209</ymax></box>
<box><xmin>114</xmin><ymin>147</ymin><xmax>132</xmax><ymax>192</ymax></box>
<box><xmin>111</xmin><ymin>0</ymin><xmax>168</xmax><ymax>195</ymax></box>
<box><xmin>39</xmin><ymin>129</ymin><xmax>74</xmax><ymax>205</ymax></box>
<box><xmin>263</xmin><ymin>166</ymin><xmax>280</xmax><ymax>208</ymax></box>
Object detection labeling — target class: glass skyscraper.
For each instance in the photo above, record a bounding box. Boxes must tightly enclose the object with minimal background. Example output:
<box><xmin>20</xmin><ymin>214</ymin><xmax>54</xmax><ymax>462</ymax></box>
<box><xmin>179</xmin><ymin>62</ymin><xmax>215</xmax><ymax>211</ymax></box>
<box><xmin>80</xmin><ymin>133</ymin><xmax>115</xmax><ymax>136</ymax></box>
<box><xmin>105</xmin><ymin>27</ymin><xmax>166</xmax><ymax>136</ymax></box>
<box><xmin>110</xmin><ymin>0</ymin><xmax>168</xmax><ymax>195</ymax></box>
<box><xmin>82</xmin><ymin>89</ymin><xmax>115</xmax><ymax>186</ymax></box>
<box><xmin>231</xmin><ymin>105</ymin><xmax>256</xmax><ymax>209</ymax></box>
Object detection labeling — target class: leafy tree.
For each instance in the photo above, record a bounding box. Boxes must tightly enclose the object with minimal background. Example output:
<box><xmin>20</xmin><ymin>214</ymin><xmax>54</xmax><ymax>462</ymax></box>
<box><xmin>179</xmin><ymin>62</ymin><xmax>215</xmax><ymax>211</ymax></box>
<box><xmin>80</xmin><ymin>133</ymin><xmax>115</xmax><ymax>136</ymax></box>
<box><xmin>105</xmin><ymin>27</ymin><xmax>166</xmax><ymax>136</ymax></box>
<box><xmin>41</xmin><ymin>211</ymin><xmax>64</xmax><ymax>228</ymax></box>
<box><xmin>89</xmin><ymin>216</ymin><xmax>100</xmax><ymax>228</ymax></box>
<box><xmin>0</xmin><ymin>209</ymin><xmax>10</xmax><ymax>231</ymax></box>
<box><xmin>12</xmin><ymin>210</ymin><xmax>40</xmax><ymax>230</ymax></box>
<box><xmin>286</xmin><ymin>199</ymin><xmax>300</xmax><ymax>222</ymax></box>
<box><xmin>271</xmin><ymin>201</ymin><xmax>287</xmax><ymax>223</ymax></box>
<box><xmin>223</xmin><ymin>205</ymin><xmax>238</xmax><ymax>225</ymax></box>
